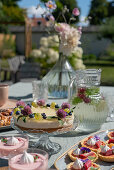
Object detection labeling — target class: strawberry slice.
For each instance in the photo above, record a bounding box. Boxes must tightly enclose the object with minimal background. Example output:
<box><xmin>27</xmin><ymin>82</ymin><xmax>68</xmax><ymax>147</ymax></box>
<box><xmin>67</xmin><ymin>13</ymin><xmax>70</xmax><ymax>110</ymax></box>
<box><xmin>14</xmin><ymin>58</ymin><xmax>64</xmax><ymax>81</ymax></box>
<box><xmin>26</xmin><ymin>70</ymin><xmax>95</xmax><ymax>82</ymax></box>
<box><xmin>84</xmin><ymin>159</ymin><xmax>92</xmax><ymax>170</ymax></box>
<box><xmin>108</xmin><ymin>139</ymin><xmax>114</xmax><ymax>144</ymax></box>
<box><xmin>79</xmin><ymin>154</ymin><xmax>87</xmax><ymax>159</ymax></box>
<box><xmin>88</xmin><ymin>136</ymin><xmax>93</xmax><ymax>139</ymax></box>
<box><xmin>105</xmin><ymin>149</ymin><xmax>113</xmax><ymax>156</ymax></box>
<box><xmin>95</xmin><ymin>140</ymin><xmax>101</xmax><ymax>148</ymax></box>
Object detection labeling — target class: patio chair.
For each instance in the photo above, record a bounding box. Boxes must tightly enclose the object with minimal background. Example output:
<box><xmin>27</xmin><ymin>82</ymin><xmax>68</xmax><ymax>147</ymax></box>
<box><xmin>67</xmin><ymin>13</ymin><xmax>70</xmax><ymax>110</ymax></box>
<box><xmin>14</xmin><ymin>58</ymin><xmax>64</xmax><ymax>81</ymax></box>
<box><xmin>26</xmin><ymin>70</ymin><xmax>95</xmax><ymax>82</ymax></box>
<box><xmin>8</xmin><ymin>56</ymin><xmax>25</xmax><ymax>82</ymax></box>
<box><xmin>16</xmin><ymin>62</ymin><xmax>40</xmax><ymax>82</ymax></box>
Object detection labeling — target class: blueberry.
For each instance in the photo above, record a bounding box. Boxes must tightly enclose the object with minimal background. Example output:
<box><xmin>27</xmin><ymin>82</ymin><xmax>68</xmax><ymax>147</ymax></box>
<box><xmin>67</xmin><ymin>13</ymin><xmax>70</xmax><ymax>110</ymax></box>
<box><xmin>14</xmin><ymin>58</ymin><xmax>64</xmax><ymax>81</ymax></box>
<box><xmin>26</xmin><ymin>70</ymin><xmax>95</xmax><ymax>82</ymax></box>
<box><xmin>29</xmin><ymin>114</ymin><xmax>34</xmax><ymax>118</ymax></box>
<box><xmin>55</xmin><ymin>104</ymin><xmax>59</xmax><ymax>108</ymax></box>
<box><xmin>46</xmin><ymin>104</ymin><xmax>50</xmax><ymax>107</ymax></box>
<box><xmin>43</xmin><ymin>116</ymin><xmax>47</xmax><ymax>119</ymax></box>
<box><xmin>10</xmin><ymin>111</ymin><xmax>13</xmax><ymax>116</ymax></box>
<box><xmin>16</xmin><ymin>111</ymin><xmax>20</xmax><ymax>115</ymax></box>
<box><xmin>27</xmin><ymin>103</ymin><xmax>31</xmax><ymax>107</ymax></box>
<box><xmin>68</xmin><ymin>112</ymin><xmax>72</xmax><ymax>116</ymax></box>
<box><xmin>41</xmin><ymin>113</ymin><xmax>47</xmax><ymax>119</ymax></box>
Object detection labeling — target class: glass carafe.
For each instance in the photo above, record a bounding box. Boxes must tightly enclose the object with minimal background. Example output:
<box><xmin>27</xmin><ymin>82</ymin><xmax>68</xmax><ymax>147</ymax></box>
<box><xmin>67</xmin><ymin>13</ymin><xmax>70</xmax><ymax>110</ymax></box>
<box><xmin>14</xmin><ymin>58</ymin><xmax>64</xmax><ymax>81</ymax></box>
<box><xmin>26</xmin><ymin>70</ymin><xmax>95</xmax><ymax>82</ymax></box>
<box><xmin>68</xmin><ymin>69</ymin><xmax>108</xmax><ymax>133</ymax></box>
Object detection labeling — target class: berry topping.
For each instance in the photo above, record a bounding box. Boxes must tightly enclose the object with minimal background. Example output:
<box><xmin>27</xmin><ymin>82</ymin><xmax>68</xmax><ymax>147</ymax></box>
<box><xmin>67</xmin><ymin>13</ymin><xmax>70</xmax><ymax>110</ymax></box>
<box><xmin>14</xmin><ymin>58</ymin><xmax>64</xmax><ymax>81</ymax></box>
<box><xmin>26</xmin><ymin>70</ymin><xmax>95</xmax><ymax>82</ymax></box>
<box><xmin>105</xmin><ymin>149</ymin><xmax>113</xmax><ymax>156</ymax></box>
<box><xmin>27</xmin><ymin>103</ymin><xmax>31</xmax><ymax>107</ymax></box>
<box><xmin>78</xmin><ymin>87</ymin><xmax>86</xmax><ymax>93</ymax></box>
<box><xmin>41</xmin><ymin>113</ymin><xmax>47</xmax><ymax>119</ymax></box>
<box><xmin>46</xmin><ymin>104</ymin><xmax>50</xmax><ymax>107</ymax></box>
<box><xmin>108</xmin><ymin>139</ymin><xmax>114</xmax><ymax>144</ymax></box>
<box><xmin>34</xmin><ymin>155</ymin><xmax>39</xmax><ymax>161</ymax></box>
<box><xmin>68</xmin><ymin>111</ymin><xmax>72</xmax><ymax>116</ymax></box>
<box><xmin>56</xmin><ymin>109</ymin><xmax>67</xmax><ymax>119</ymax></box>
<box><xmin>1</xmin><ymin>137</ymin><xmax>7</xmax><ymax>143</ymax></box>
<box><xmin>83</xmin><ymin>97</ymin><xmax>91</xmax><ymax>103</ymax></box>
<box><xmin>55</xmin><ymin>104</ymin><xmax>59</xmax><ymax>108</ymax></box>
<box><xmin>37</xmin><ymin>99</ymin><xmax>45</xmax><ymax>106</ymax></box>
<box><xmin>16</xmin><ymin>111</ymin><xmax>21</xmax><ymax>115</ymax></box>
<box><xmin>13</xmin><ymin>108</ymin><xmax>21</xmax><ymax>114</ymax></box>
<box><xmin>95</xmin><ymin>140</ymin><xmax>102</xmax><ymax>148</ymax></box>
<box><xmin>29</xmin><ymin>114</ymin><xmax>34</xmax><ymax>118</ymax></box>
<box><xmin>50</xmin><ymin>102</ymin><xmax>56</xmax><ymax>108</ymax></box>
<box><xmin>84</xmin><ymin>159</ymin><xmax>92</xmax><ymax>170</ymax></box>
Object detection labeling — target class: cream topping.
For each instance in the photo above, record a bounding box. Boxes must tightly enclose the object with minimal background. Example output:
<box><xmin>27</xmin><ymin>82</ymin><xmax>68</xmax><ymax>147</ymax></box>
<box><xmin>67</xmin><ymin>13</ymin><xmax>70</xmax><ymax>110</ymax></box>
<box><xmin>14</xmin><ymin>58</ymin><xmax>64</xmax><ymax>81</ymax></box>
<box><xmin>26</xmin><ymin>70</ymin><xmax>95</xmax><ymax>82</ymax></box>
<box><xmin>101</xmin><ymin>145</ymin><xmax>110</xmax><ymax>153</ymax></box>
<box><xmin>7</xmin><ymin>137</ymin><xmax>19</xmax><ymax>146</ymax></box>
<box><xmin>20</xmin><ymin>151</ymin><xmax>34</xmax><ymax>164</ymax></box>
<box><xmin>87</xmin><ymin>138</ymin><xmax>96</xmax><ymax>146</ymax></box>
<box><xmin>72</xmin><ymin>158</ymin><xmax>83</xmax><ymax>169</ymax></box>
<box><xmin>73</xmin><ymin>148</ymin><xmax>82</xmax><ymax>156</ymax></box>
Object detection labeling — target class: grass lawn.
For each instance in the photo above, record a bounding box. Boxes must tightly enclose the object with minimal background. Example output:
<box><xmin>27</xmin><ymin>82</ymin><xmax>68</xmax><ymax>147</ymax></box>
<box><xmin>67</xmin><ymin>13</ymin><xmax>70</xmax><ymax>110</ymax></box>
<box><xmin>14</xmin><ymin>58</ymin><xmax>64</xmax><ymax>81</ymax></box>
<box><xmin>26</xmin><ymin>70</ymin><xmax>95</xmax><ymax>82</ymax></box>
<box><xmin>86</xmin><ymin>65</ymin><xmax>114</xmax><ymax>86</ymax></box>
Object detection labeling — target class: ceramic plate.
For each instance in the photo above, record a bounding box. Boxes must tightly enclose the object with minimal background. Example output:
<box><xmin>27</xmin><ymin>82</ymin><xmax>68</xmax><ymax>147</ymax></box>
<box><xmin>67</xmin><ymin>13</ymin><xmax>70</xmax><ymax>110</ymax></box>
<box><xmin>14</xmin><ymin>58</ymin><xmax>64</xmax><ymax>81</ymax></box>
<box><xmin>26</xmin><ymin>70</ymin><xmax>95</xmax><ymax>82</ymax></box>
<box><xmin>54</xmin><ymin>129</ymin><xmax>114</xmax><ymax>170</ymax></box>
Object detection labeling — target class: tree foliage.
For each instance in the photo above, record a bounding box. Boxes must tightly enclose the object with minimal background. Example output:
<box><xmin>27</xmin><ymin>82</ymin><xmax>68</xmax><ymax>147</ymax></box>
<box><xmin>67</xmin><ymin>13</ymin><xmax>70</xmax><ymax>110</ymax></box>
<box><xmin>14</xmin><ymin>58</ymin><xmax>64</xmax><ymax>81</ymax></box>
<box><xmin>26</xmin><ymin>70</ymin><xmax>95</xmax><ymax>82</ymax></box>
<box><xmin>41</xmin><ymin>0</ymin><xmax>80</xmax><ymax>23</ymax></box>
<box><xmin>88</xmin><ymin>0</ymin><xmax>108</xmax><ymax>25</ymax></box>
<box><xmin>108</xmin><ymin>1</ymin><xmax>114</xmax><ymax>17</ymax></box>
<box><xmin>0</xmin><ymin>0</ymin><xmax>21</xmax><ymax>7</ymax></box>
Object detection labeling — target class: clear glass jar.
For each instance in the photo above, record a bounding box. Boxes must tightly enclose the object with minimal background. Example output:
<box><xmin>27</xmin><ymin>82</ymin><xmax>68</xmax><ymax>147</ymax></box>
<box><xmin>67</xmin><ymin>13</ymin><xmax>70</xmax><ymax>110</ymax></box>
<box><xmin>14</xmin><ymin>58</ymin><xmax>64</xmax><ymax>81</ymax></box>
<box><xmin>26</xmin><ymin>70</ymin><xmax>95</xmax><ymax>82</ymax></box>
<box><xmin>68</xmin><ymin>69</ymin><xmax>108</xmax><ymax>133</ymax></box>
<box><xmin>43</xmin><ymin>53</ymin><xmax>75</xmax><ymax>98</ymax></box>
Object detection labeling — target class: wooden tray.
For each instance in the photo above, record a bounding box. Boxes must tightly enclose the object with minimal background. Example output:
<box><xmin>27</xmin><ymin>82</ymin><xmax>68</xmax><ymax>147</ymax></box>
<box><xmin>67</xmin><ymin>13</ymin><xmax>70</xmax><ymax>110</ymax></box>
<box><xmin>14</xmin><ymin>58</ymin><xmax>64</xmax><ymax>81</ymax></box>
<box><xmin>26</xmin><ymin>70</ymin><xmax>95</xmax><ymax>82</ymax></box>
<box><xmin>54</xmin><ymin>129</ymin><xmax>114</xmax><ymax>170</ymax></box>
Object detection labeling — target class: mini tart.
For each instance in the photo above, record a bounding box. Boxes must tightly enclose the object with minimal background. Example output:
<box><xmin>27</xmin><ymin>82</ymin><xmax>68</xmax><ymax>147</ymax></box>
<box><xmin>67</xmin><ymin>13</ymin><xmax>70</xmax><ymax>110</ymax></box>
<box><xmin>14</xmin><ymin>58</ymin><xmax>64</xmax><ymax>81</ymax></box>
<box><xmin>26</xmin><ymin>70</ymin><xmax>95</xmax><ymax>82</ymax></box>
<box><xmin>81</xmin><ymin>137</ymin><xmax>105</xmax><ymax>153</ymax></box>
<box><xmin>68</xmin><ymin>149</ymin><xmax>98</xmax><ymax>162</ymax></box>
<box><xmin>108</xmin><ymin>131</ymin><xmax>114</xmax><ymax>139</ymax></box>
<box><xmin>67</xmin><ymin>162</ymin><xmax>100</xmax><ymax>170</ymax></box>
<box><xmin>106</xmin><ymin>139</ymin><xmax>114</xmax><ymax>148</ymax></box>
<box><xmin>98</xmin><ymin>153</ymin><xmax>114</xmax><ymax>162</ymax></box>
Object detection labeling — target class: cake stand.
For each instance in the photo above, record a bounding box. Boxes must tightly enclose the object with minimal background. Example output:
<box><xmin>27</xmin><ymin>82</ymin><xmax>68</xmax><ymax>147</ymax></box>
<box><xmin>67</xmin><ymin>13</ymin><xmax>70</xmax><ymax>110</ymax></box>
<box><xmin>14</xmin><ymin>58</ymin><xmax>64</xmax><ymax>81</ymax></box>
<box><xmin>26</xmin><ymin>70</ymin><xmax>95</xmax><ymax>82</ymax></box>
<box><xmin>11</xmin><ymin>118</ymin><xmax>78</xmax><ymax>156</ymax></box>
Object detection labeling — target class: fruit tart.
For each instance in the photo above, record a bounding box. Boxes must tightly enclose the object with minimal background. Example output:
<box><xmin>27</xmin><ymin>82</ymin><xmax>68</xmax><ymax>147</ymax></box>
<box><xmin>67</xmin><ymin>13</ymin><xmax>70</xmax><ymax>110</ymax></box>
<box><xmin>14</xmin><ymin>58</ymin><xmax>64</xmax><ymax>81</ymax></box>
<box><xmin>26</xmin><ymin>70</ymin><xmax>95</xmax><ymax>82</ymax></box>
<box><xmin>98</xmin><ymin>144</ymin><xmax>114</xmax><ymax>162</ymax></box>
<box><xmin>67</xmin><ymin>158</ymin><xmax>100</xmax><ymax>170</ymax></box>
<box><xmin>106</xmin><ymin>138</ymin><xmax>114</xmax><ymax>149</ymax></box>
<box><xmin>81</xmin><ymin>135</ymin><xmax>105</xmax><ymax>153</ymax></box>
<box><xmin>108</xmin><ymin>131</ymin><xmax>114</xmax><ymax>139</ymax></box>
<box><xmin>68</xmin><ymin>147</ymin><xmax>98</xmax><ymax>162</ymax></box>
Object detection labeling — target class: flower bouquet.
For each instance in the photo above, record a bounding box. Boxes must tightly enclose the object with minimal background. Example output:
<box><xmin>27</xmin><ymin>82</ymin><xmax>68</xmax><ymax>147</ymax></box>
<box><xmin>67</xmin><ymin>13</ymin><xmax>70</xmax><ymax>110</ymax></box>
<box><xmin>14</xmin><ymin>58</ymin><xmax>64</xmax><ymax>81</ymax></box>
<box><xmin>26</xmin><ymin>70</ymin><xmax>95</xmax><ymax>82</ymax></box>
<box><xmin>37</xmin><ymin>1</ymin><xmax>82</xmax><ymax>98</ymax></box>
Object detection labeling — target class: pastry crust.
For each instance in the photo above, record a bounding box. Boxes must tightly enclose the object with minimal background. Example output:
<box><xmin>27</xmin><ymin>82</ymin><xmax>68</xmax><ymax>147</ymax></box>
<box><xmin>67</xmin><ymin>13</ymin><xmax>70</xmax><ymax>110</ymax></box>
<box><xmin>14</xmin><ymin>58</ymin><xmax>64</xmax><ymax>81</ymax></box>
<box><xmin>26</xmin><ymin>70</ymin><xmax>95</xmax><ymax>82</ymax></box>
<box><xmin>68</xmin><ymin>149</ymin><xmax>98</xmax><ymax>162</ymax></box>
<box><xmin>108</xmin><ymin>131</ymin><xmax>114</xmax><ymax>139</ymax></box>
<box><xmin>98</xmin><ymin>153</ymin><xmax>114</xmax><ymax>162</ymax></box>
<box><xmin>81</xmin><ymin>137</ymin><xmax>105</xmax><ymax>153</ymax></box>
<box><xmin>67</xmin><ymin>162</ymin><xmax>100</xmax><ymax>170</ymax></box>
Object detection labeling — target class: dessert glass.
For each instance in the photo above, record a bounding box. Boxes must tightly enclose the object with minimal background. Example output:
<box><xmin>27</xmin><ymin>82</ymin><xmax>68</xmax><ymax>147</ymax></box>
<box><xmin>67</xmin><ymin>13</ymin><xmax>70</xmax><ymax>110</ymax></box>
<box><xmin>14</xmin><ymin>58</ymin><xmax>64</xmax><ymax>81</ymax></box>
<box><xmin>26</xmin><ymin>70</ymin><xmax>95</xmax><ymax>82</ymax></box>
<box><xmin>9</xmin><ymin>148</ymin><xmax>48</xmax><ymax>170</ymax></box>
<box><xmin>0</xmin><ymin>134</ymin><xmax>28</xmax><ymax>159</ymax></box>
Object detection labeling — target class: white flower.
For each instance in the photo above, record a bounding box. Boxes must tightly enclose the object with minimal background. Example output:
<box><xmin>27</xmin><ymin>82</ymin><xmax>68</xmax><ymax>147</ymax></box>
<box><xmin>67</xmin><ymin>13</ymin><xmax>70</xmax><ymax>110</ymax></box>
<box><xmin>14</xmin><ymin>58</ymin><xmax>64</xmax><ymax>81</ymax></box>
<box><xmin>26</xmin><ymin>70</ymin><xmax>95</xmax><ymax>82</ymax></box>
<box><xmin>47</xmin><ymin>49</ymin><xmax>59</xmax><ymax>63</ymax></box>
<box><xmin>74</xmin><ymin>59</ymin><xmax>85</xmax><ymax>70</ymax></box>
<box><xmin>30</xmin><ymin>49</ymin><xmax>42</xmax><ymax>58</ymax></box>
<box><xmin>74</xmin><ymin>47</ymin><xmax>83</xmax><ymax>58</ymax></box>
<box><xmin>40</xmin><ymin>37</ymin><xmax>48</xmax><ymax>47</ymax></box>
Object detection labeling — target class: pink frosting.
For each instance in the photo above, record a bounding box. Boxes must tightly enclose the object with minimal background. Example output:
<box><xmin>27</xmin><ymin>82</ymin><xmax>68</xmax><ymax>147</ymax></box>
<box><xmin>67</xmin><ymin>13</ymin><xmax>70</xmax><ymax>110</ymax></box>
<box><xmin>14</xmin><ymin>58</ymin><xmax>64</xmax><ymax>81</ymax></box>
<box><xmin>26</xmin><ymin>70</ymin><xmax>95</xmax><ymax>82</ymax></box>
<box><xmin>9</xmin><ymin>153</ymin><xmax>48</xmax><ymax>170</ymax></box>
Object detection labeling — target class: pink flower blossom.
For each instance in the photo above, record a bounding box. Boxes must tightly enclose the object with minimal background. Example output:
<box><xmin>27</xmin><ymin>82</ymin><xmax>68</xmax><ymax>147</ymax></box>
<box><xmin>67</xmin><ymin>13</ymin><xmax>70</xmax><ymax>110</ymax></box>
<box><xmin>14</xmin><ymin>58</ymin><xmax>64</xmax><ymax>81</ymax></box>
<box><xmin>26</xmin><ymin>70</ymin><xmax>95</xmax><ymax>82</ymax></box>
<box><xmin>45</xmin><ymin>1</ymin><xmax>56</xmax><ymax>9</ymax></box>
<box><xmin>72</xmin><ymin>8</ymin><xmax>80</xmax><ymax>16</ymax></box>
<box><xmin>56</xmin><ymin>109</ymin><xmax>67</xmax><ymax>119</ymax></box>
<box><xmin>61</xmin><ymin>103</ymin><xmax>70</xmax><ymax>109</ymax></box>
<box><xmin>78</xmin><ymin>26</ymin><xmax>82</xmax><ymax>34</ymax></box>
<box><xmin>16</xmin><ymin>101</ymin><xmax>26</xmax><ymax>107</ymax></box>
<box><xmin>49</xmin><ymin>15</ymin><xmax>55</xmax><ymax>21</ymax></box>
<box><xmin>55</xmin><ymin>23</ymin><xmax>70</xmax><ymax>33</ymax></box>
<box><xmin>24</xmin><ymin>105</ymin><xmax>32</xmax><ymax>115</ymax></box>
<box><xmin>37</xmin><ymin>99</ymin><xmax>45</xmax><ymax>106</ymax></box>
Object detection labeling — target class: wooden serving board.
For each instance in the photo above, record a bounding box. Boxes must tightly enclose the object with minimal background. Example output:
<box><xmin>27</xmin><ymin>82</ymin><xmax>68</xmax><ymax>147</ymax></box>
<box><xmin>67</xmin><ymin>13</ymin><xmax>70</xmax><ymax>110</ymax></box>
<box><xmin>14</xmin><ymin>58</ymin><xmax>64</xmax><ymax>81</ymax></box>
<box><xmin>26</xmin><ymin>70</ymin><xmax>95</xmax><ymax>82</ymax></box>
<box><xmin>0</xmin><ymin>167</ymin><xmax>8</xmax><ymax>170</ymax></box>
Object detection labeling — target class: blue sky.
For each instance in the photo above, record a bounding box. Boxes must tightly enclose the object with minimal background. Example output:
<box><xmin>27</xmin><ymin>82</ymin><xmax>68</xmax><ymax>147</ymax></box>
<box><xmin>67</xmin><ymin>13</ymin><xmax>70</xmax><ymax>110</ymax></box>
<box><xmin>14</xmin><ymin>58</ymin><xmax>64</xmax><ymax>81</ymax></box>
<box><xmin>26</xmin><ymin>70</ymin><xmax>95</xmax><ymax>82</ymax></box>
<box><xmin>18</xmin><ymin>0</ymin><xmax>112</xmax><ymax>26</ymax></box>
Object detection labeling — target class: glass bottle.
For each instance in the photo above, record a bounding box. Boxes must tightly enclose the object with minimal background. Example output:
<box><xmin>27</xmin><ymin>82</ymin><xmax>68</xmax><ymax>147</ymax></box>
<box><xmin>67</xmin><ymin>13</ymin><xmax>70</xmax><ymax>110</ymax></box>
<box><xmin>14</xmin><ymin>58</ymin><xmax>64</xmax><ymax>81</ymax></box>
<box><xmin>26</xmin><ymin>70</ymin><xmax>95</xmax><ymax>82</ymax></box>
<box><xmin>68</xmin><ymin>69</ymin><xmax>108</xmax><ymax>133</ymax></box>
<box><xmin>43</xmin><ymin>53</ymin><xmax>75</xmax><ymax>98</ymax></box>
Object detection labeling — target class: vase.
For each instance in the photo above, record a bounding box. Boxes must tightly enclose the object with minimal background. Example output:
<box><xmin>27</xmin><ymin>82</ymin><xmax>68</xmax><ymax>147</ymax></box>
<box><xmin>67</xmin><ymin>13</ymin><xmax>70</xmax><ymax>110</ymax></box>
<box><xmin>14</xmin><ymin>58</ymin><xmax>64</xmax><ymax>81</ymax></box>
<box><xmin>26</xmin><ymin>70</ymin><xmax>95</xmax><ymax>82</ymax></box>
<box><xmin>42</xmin><ymin>53</ymin><xmax>75</xmax><ymax>98</ymax></box>
<box><xmin>68</xmin><ymin>69</ymin><xmax>109</xmax><ymax>133</ymax></box>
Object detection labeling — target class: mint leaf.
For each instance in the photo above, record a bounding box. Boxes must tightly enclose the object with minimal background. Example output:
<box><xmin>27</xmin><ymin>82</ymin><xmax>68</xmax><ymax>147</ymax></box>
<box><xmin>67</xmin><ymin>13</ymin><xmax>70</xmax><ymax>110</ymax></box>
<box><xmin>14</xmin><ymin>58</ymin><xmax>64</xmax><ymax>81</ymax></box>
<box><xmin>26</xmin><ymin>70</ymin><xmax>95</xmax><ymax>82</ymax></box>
<box><xmin>72</xmin><ymin>97</ymin><xmax>83</xmax><ymax>105</ymax></box>
<box><xmin>22</xmin><ymin>117</ymin><xmax>26</xmax><ymax>123</ymax></box>
<box><xmin>90</xmin><ymin>167</ymin><xmax>98</xmax><ymax>170</ymax></box>
<box><xmin>47</xmin><ymin>116</ymin><xmax>58</xmax><ymax>119</ymax></box>
<box><xmin>17</xmin><ymin>115</ymin><xmax>23</xmax><ymax>122</ymax></box>
<box><xmin>58</xmin><ymin>119</ymin><xmax>64</xmax><ymax>125</ymax></box>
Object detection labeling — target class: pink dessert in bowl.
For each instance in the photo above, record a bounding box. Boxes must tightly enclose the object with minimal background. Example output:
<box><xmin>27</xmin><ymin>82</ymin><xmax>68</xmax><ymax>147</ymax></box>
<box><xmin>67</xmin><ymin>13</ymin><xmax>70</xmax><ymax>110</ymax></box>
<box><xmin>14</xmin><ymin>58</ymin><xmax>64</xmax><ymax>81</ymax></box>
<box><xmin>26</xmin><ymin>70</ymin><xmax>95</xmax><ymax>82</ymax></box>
<box><xmin>0</xmin><ymin>134</ymin><xmax>28</xmax><ymax>158</ymax></box>
<box><xmin>9</xmin><ymin>148</ymin><xmax>48</xmax><ymax>170</ymax></box>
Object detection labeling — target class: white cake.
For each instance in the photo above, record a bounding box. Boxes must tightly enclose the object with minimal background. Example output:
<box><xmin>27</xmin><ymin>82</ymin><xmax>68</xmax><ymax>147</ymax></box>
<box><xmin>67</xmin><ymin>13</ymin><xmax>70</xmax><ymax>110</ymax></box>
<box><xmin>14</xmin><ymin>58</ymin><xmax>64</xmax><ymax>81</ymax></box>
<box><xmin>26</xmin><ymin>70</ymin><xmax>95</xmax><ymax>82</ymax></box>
<box><xmin>12</xmin><ymin>100</ymin><xmax>74</xmax><ymax>133</ymax></box>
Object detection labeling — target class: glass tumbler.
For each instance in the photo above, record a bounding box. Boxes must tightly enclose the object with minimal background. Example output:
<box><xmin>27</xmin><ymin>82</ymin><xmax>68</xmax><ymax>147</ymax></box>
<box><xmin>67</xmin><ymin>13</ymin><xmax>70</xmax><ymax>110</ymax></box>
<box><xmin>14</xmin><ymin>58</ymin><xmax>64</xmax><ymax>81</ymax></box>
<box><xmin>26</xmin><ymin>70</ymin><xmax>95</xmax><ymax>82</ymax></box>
<box><xmin>68</xmin><ymin>69</ymin><xmax>109</xmax><ymax>133</ymax></box>
<box><xmin>32</xmin><ymin>80</ymin><xmax>48</xmax><ymax>102</ymax></box>
<box><xmin>9</xmin><ymin>148</ymin><xmax>48</xmax><ymax>170</ymax></box>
